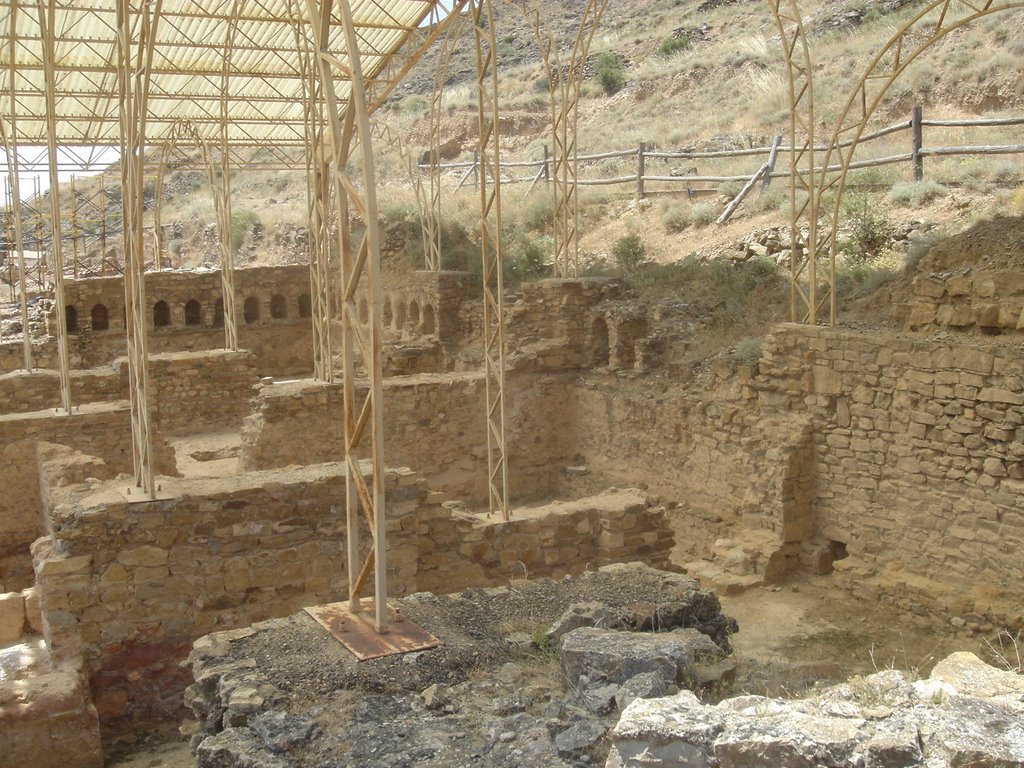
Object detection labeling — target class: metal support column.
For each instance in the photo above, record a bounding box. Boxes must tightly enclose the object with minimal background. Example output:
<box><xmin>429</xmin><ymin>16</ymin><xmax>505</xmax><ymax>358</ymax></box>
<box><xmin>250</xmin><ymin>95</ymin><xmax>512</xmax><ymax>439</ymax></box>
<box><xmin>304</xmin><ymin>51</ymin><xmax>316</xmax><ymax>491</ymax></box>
<box><xmin>37</xmin><ymin>0</ymin><xmax>72</xmax><ymax>412</ymax></box>
<box><xmin>515</xmin><ymin>0</ymin><xmax>607</xmax><ymax>278</ymax></box>
<box><xmin>423</xmin><ymin>14</ymin><xmax>467</xmax><ymax>271</ymax></box>
<box><xmin>470</xmin><ymin>0</ymin><xmax>509</xmax><ymax>521</ymax></box>
<box><xmin>215</xmin><ymin>3</ymin><xmax>240</xmax><ymax>350</ymax></box>
<box><xmin>116</xmin><ymin>0</ymin><xmax>161</xmax><ymax>497</ymax></box>
<box><xmin>307</xmin><ymin>0</ymin><xmax>389</xmax><ymax>632</ymax></box>
<box><xmin>766</xmin><ymin>0</ymin><xmax>822</xmax><ymax>323</ymax></box>
<box><xmin>292</xmin><ymin>8</ymin><xmax>333</xmax><ymax>382</ymax></box>
<box><xmin>0</xmin><ymin>3</ymin><xmax>33</xmax><ymax>371</ymax></box>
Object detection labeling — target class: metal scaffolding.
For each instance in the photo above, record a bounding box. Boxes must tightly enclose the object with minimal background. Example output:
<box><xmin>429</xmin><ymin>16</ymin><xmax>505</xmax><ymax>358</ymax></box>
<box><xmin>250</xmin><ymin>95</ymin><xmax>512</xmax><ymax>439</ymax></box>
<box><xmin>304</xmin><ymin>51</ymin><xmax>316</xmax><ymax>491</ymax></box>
<box><xmin>0</xmin><ymin>2</ymin><xmax>32</xmax><ymax>371</ymax></box>
<box><xmin>470</xmin><ymin>0</ymin><xmax>509</xmax><ymax>521</ymax></box>
<box><xmin>514</xmin><ymin>0</ymin><xmax>608</xmax><ymax>278</ymax></box>
<box><xmin>814</xmin><ymin>0</ymin><xmax>1023</xmax><ymax>300</ymax></box>
<box><xmin>37</xmin><ymin>0</ymin><xmax>71</xmax><ymax>412</ymax></box>
<box><xmin>765</xmin><ymin>0</ymin><xmax>823</xmax><ymax>325</ymax></box>
<box><xmin>115</xmin><ymin>0</ymin><xmax>159</xmax><ymax>498</ymax></box>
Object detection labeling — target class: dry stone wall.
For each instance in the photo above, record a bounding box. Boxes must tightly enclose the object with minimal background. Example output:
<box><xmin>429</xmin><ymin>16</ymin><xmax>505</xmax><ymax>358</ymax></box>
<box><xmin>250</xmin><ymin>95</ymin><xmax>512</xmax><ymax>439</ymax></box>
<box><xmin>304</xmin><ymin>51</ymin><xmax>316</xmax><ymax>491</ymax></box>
<box><xmin>0</xmin><ymin>368</ymin><xmax>123</xmax><ymax>415</ymax></box>
<box><xmin>908</xmin><ymin>267</ymin><xmax>1024</xmax><ymax>334</ymax></box>
<box><xmin>755</xmin><ymin>324</ymin><xmax>1024</xmax><ymax>621</ymax></box>
<box><xmin>506</xmin><ymin>278</ymin><xmax>623</xmax><ymax>373</ymax></box>
<box><xmin>32</xmin><ymin>454</ymin><xmax>422</xmax><ymax>728</ymax></box>
<box><xmin>417</xmin><ymin>490</ymin><xmax>674</xmax><ymax>593</ymax></box>
<box><xmin>240</xmin><ymin>371</ymin><xmax>574</xmax><ymax>503</ymax></box>
<box><xmin>0</xmin><ymin>405</ymin><xmax>176</xmax><ymax>592</ymax></box>
<box><xmin>145</xmin><ymin>350</ymin><xmax>257</xmax><ymax>436</ymax></box>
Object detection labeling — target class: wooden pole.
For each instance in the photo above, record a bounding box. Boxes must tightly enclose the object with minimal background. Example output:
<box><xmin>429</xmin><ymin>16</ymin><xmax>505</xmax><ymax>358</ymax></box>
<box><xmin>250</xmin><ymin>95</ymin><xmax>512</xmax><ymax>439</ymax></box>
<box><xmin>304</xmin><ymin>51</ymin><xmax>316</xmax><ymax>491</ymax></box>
<box><xmin>911</xmin><ymin>106</ymin><xmax>924</xmax><ymax>182</ymax></box>
<box><xmin>717</xmin><ymin>162</ymin><xmax>770</xmax><ymax>225</ymax></box>
<box><xmin>636</xmin><ymin>141</ymin><xmax>647</xmax><ymax>200</ymax></box>
<box><xmin>761</xmin><ymin>135</ymin><xmax>783</xmax><ymax>192</ymax></box>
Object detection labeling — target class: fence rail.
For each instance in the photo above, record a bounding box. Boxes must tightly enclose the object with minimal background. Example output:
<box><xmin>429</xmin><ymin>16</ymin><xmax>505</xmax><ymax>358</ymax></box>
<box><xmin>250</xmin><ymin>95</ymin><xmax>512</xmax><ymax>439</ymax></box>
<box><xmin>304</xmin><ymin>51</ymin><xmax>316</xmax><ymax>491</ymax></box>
<box><xmin>422</xmin><ymin>106</ymin><xmax>1024</xmax><ymax>200</ymax></box>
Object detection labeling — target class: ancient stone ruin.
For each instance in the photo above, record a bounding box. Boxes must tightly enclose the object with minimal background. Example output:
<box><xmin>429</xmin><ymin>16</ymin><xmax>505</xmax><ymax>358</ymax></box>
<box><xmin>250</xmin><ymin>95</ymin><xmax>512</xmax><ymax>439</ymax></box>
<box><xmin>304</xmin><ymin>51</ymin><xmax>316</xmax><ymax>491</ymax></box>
<box><xmin>2</xmin><ymin>255</ymin><xmax>1023</xmax><ymax>767</ymax></box>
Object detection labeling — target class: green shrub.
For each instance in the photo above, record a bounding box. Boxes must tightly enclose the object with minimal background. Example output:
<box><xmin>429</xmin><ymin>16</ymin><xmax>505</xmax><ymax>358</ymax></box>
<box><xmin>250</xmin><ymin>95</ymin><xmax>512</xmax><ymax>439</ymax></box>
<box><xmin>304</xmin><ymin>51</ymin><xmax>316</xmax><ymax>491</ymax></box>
<box><xmin>757</xmin><ymin>187</ymin><xmax>786</xmax><ymax>211</ymax></box>
<box><xmin>718</xmin><ymin>180</ymin><xmax>742</xmax><ymax>198</ymax></box>
<box><xmin>1012</xmin><ymin>184</ymin><xmax>1024</xmax><ymax>215</ymax></box>
<box><xmin>661</xmin><ymin>204</ymin><xmax>692</xmax><ymax>233</ymax></box>
<box><xmin>594</xmin><ymin>52</ymin><xmax>626</xmax><ymax>96</ymax></box>
<box><xmin>732</xmin><ymin>336</ymin><xmax>763</xmax><ymax>366</ymax></box>
<box><xmin>887</xmin><ymin>180</ymin><xmax>949</xmax><ymax>208</ymax></box>
<box><xmin>659</xmin><ymin>35</ymin><xmax>690</xmax><ymax>56</ymax></box>
<box><xmin>230</xmin><ymin>210</ymin><xmax>261</xmax><ymax>253</ymax></box>
<box><xmin>691</xmin><ymin>202</ymin><xmax>718</xmax><ymax>227</ymax></box>
<box><xmin>509</xmin><ymin>237</ymin><xmax>550</xmax><ymax>283</ymax></box>
<box><xmin>612</xmin><ymin>233</ymin><xmax>646</xmax><ymax>273</ymax></box>
<box><xmin>838</xmin><ymin>194</ymin><xmax>890</xmax><ymax>262</ymax></box>
<box><xmin>904</xmin><ymin>230</ymin><xmax>944</xmax><ymax>272</ymax></box>
<box><xmin>440</xmin><ymin>220</ymin><xmax>477</xmax><ymax>272</ymax></box>
<box><xmin>836</xmin><ymin>263</ymin><xmax>897</xmax><ymax>298</ymax></box>
<box><xmin>399</xmin><ymin>95</ymin><xmax>428</xmax><ymax>114</ymax></box>
<box><xmin>524</xmin><ymin>194</ymin><xmax>554</xmax><ymax>232</ymax></box>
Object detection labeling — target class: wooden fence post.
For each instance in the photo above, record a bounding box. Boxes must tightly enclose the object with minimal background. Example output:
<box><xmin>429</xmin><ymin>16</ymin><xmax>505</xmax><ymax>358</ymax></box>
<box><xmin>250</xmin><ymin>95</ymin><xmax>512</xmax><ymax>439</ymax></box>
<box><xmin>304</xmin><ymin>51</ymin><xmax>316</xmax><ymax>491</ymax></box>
<box><xmin>761</xmin><ymin>135</ymin><xmax>783</xmax><ymax>192</ymax></box>
<box><xmin>636</xmin><ymin>142</ymin><xmax>647</xmax><ymax>200</ymax></box>
<box><xmin>543</xmin><ymin>144</ymin><xmax>550</xmax><ymax>185</ymax></box>
<box><xmin>473</xmin><ymin>150</ymin><xmax>480</xmax><ymax>191</ymax></box>
<box><xmin>912</xmin><ymin>106</ymin><xmax>924</xmax><ymax>182</ymax></box>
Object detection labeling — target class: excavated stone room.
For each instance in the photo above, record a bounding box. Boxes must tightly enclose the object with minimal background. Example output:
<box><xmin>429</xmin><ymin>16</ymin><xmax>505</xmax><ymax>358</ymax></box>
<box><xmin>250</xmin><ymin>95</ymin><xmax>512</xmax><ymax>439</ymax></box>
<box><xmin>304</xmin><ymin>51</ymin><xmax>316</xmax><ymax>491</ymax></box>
<box><xmin>2</xmin><ymin>1</ymin><xmax>1023</xmax><ymax>767</ymax></box>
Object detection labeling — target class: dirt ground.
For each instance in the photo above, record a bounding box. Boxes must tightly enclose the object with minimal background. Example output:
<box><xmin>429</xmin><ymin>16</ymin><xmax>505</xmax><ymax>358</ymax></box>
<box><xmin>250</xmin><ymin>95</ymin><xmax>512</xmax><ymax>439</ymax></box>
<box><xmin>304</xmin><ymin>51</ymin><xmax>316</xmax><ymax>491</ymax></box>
<box><xmin>105</xmin><ymin>566</ymin><xmax>991</xmax><ymax>768</ymax></box>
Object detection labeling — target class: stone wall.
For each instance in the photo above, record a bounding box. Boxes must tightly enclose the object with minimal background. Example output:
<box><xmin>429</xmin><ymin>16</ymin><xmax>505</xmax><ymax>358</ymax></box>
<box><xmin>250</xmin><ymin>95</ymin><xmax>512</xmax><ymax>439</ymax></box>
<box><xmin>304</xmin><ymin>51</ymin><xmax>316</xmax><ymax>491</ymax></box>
<box><xmin>32</xmin><ymin>455</ymin><xmax>423</xmax><ymax>727</ymax></box>
<box><xmin>907</xmin><ymin>267</ymin><xmax>1024</xmax><ymax>334</ymax></box>
<box><xmin>0</xmin><ymin>367</ymin><xmax>123</xmax><ymax>414</ymax></box>
<box><xmin>0</xmin><ymin>350</ymin><xmax>257</xmax><ymax>436</ymax></box>
<box><xmin>755</xmin><ymin>324</ymin><xmax>1024</xmax><ymax>620</ymax></box>
<box><xmin>416</xmin><ymin>490</ymin><xmax>674</xmax><ymax>593</ymax></box>
<box><xmin>146</xmin><ymin>350</ymin><xmax>257</xmax><ymax>436</ymax></box>
<box><xmin>0</xmin><ymin>404</ymin><xmax>176</xmax><ymax>593</ymax></box>
<box><xmin>240</xmin><ymin>372</ymin><xmax>574</xmax><ymax>503</ymax></box>
<box><xmin>507</xmin><ymin>278</ymin><xmax>623</xmax><ymax>372</ymax></box>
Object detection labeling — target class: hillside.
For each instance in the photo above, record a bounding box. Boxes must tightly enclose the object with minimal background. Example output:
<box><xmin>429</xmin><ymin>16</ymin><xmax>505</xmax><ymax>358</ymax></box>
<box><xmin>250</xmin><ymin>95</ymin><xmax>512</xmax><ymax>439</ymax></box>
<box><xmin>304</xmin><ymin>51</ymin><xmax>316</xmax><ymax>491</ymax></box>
<box><xmin>10</xmin><ymin>0</ymin><xmax>1024</xmax><ymax>299</ymax></box>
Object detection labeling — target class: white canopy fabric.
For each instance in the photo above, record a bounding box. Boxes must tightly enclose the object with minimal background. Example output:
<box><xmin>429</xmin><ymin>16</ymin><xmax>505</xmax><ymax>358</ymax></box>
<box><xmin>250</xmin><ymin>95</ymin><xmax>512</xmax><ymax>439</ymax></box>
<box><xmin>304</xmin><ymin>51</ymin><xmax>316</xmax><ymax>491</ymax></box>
<box><xmin>2</xmin><ymin>1</ymin><xmax>447</xmax><ymax>150</ymax></box>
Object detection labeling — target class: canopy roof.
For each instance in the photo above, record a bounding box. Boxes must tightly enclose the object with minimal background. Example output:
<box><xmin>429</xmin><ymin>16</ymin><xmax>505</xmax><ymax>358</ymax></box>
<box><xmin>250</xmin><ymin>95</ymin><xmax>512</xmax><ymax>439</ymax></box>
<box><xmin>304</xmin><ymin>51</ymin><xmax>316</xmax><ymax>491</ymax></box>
<box><xmin>2</xmin><ymin>1</ymin><xmax>451</xmax><ymax>156</ymax></box>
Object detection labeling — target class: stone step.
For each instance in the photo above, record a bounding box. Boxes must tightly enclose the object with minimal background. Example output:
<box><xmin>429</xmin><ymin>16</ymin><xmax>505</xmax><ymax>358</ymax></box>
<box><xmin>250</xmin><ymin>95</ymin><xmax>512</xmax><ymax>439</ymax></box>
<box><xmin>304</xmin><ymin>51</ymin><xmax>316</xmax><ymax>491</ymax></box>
<box><xmin>0</xmin><ymin>586</ymin><xmax>44</xmax><ymax>647</ymax></box>
<box><xmin>682</xmin><ymin>560</ymin><xmax>764</xmax><ymax>596</ymax></box>
<box><xmin>0</xmin><ymin>638</ymin><xmax>104</xmax><ymax>768</ymax></box>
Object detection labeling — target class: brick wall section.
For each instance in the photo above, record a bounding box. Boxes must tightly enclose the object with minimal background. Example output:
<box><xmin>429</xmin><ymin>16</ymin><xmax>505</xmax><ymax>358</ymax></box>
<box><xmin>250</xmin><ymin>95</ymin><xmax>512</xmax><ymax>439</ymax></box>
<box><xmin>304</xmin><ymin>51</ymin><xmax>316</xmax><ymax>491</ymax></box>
<box><xmin>416</xmin><ymin>490</ymin><xmax>674</xmax><ymax>593</ymax></box>
<box><xmin>32</xmin><ymin>456</ymin><xmax>422</xmax><ymax>727</ymax></box>
<box><xmin>755</xmin><ymin>324</ymin><xmax>1024</xmax><ymax>618</ymax></box>
<box><xmin>0</xmin><ymin>404</ymin><xmax>176</xmax><ymax>592</ymax></box>
<box><xmin>240</xmin><ymin>372</ymin><xmax>574</xmax><ymax>503</ymax></box>
<box><xmin>567</xmin><ymin>374</ymin><xmax>813</xmax><ymax>568</ymax></box>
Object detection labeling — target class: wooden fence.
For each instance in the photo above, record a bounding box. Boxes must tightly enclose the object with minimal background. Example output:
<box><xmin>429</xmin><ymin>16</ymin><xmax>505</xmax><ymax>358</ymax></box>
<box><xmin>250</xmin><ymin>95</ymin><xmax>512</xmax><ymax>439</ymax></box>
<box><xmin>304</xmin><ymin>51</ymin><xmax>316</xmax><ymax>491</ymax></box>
<box><xmin>425</xmin><ymin>107</ymin><xmax>1024</xmax><ymax>204</ymax></box>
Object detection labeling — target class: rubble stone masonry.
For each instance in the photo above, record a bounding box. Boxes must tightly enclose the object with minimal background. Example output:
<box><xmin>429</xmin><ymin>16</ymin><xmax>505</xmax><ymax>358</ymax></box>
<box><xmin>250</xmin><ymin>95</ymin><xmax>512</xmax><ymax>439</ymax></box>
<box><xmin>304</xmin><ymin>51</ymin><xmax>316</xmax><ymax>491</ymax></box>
<box><xmin>756</xmin><ymin>324</ymin><xmax>1024</xmax><ymax>621</ymax></box>
<box><xmin>240</xmin><ymin>371</ymin><xmax>574</xmax><ymax>503</ymax></box>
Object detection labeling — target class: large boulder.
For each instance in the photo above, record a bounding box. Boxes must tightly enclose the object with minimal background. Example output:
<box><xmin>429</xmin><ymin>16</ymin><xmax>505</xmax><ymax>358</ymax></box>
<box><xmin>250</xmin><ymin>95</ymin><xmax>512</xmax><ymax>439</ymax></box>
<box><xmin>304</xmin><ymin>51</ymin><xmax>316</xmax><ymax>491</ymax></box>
<box><xmin>560</xmin><ymin>627</ymin><xmax>725</xmax><ymax>690</ymax></box>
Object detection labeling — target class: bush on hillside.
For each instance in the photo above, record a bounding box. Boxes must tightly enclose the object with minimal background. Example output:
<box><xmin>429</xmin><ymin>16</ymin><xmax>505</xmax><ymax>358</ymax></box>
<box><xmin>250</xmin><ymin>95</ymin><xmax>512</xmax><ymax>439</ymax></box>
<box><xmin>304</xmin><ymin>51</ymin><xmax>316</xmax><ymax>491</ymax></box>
<box><xmin>595</xmin><ymin>53</ymin><xmax>626</xmax><ymax>95</ymax></box>
<box><xmin>613</xmin><ymin>233</ymin><xmax>646</xmax><ymax>273</ymax></box>
<box><xmin>887</xmin><ymin>180</ymin><xmax>949</xmax><ymax>208</ymax></box>
<box><xmin>659</xmin><ymin>35</ymin><xmax>690</xmax><ymax>56</ymax></box>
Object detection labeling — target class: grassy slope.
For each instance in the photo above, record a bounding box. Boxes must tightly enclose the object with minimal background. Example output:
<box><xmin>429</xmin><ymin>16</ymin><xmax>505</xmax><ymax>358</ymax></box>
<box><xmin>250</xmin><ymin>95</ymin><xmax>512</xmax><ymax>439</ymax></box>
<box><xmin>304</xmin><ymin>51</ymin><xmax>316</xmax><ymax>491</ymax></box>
<box><xmin>31</xmin><ymin>0</ymin><xmax>1024</xmax><ymax>276</ymax></box>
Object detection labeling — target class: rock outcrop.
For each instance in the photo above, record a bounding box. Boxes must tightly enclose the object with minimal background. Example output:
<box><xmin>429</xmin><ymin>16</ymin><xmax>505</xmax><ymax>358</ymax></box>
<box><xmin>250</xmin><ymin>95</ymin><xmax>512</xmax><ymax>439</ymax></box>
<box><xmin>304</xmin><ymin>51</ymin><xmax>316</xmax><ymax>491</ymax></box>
<box><xmin>607</xmin><ymin>651</ymin><xmax>1024</xmax><ymax>767</ymax></box>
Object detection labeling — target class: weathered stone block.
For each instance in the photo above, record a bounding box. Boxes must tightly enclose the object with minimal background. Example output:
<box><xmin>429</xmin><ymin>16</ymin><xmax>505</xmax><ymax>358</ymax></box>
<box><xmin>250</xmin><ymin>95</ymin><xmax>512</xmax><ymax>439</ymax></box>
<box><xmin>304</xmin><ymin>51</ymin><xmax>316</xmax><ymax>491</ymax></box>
<box><xmin>0</xmin><ymin>591</ymin><xmax>26</xmax><ymax>642</ymax></box>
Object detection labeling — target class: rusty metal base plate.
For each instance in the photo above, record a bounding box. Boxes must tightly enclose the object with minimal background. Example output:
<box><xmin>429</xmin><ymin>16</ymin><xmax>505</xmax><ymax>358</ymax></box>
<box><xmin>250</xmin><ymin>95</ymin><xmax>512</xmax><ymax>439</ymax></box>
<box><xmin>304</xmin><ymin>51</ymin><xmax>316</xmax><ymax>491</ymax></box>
<box><xmin>304</xmin><ymin>602</ymin><xmax>440</xmax><ymax>661</ymax></box>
